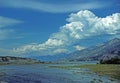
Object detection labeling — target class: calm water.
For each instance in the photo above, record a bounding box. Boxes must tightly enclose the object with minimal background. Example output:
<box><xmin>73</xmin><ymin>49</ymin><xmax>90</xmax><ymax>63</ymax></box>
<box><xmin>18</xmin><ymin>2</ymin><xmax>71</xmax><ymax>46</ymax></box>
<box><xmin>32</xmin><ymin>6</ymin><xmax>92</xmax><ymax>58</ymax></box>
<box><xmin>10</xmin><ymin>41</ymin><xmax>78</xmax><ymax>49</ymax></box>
<box><xmin>0</xmin><ymin>62</ymin><xmax>119</xmax><ymax>83</ymax></box>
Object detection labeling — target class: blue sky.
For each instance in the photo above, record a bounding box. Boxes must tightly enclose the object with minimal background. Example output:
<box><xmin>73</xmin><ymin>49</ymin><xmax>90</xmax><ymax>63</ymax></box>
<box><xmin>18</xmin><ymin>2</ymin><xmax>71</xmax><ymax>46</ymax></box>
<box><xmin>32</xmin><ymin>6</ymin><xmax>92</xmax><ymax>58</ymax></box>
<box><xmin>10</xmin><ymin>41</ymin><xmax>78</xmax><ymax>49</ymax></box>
<box><xmin>0</xmin><ymin>0</ymin><xmax>120</xmax><ymax>56</ymax></box>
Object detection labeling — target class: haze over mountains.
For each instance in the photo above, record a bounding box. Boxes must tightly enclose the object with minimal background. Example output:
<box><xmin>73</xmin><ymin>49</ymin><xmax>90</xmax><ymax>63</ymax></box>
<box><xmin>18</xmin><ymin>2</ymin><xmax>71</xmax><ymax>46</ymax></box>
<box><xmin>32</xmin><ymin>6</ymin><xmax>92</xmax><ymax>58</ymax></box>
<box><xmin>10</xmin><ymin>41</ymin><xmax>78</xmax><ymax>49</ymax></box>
<box><xmin>29</xmin><ymin>53</ymin><xmax>68</xmax><ymax>62</ymax></box>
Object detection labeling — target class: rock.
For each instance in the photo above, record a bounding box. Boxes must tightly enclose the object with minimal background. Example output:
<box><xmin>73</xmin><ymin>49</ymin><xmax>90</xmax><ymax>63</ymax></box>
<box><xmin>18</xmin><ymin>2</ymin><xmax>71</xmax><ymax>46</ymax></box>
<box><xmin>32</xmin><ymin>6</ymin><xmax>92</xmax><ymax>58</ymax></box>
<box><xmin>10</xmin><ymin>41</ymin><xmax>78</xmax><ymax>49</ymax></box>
<box><xmin>0</xmin><ymin>72</ymin><xmax>7</xmax><ymax>76</ymax></box>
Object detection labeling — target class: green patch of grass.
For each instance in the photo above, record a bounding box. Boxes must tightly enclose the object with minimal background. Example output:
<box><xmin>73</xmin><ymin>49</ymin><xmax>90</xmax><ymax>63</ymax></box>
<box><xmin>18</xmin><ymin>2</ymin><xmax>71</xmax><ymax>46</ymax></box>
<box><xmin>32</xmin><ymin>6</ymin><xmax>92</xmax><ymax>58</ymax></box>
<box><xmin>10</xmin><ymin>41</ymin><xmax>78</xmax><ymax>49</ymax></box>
<box><xmin>79</xmin><ymin>64</ymin><xmax>120</xmax><ymax>80</ymax></box>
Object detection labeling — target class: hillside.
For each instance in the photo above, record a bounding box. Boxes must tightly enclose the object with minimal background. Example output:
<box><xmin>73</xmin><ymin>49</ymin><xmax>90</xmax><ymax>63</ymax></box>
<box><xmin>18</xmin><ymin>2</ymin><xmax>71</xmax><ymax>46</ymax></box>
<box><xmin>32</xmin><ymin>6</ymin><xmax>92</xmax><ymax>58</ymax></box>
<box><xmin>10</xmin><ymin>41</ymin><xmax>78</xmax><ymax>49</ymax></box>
<box><xmin>67</xmin><ymin>38</ymin><xmax>120</xmax><ymax>61</ymax></box>
<box><xmin>0</xmin><ymin>56</ymin><xmax>44</xmax><ymax>65</ymax></box>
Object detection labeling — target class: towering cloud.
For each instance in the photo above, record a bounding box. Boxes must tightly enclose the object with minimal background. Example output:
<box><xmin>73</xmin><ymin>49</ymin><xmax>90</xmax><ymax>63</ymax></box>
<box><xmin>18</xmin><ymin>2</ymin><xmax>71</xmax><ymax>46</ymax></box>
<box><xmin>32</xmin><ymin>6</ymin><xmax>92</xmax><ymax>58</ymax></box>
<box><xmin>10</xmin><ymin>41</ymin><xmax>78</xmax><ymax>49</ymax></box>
<box><xmin>14</xmin><ymin>10</ymin><xmax>120</xmax><ymax>55</ymax></box>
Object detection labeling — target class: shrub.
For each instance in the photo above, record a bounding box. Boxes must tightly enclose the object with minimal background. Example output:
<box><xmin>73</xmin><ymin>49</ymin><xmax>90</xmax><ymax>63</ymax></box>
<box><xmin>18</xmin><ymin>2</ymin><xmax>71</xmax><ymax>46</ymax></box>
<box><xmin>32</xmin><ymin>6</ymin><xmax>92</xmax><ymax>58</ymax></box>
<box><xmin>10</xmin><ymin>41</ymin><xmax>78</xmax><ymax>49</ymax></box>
<box><xmin>100</xmin><ymin>58</ymin><xmax>120</xmax><ymax>64</ymax></box>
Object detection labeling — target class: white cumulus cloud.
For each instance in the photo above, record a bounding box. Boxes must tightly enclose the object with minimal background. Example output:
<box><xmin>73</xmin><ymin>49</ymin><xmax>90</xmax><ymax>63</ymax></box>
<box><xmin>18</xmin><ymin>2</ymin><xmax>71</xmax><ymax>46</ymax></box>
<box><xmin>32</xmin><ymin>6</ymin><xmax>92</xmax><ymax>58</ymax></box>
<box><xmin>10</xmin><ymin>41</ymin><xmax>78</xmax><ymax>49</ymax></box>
<box><xmin>62</xmin><ymin>10</ymin><xmax>120</xmax><ymax>39</ymax></box>
<box><xmin>14</xmin><ymin>10</ymin><xmax>120</xmax><ymax>55</ymax></box>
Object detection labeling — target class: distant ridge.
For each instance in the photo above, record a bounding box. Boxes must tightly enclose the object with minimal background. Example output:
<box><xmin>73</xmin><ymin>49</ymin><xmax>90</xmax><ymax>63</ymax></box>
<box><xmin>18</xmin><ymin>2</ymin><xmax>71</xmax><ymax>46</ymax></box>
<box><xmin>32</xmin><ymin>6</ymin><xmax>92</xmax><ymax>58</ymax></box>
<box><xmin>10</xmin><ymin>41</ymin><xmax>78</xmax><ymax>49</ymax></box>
<box><xmin>0</xmin><ymin>56</ymin><xmax>45</xmax><ymax>65</ymax></box>
<box><xmin>0</xmin><ymin>56</ymin><xmax>35</xmax><ymax>62</ymax></box>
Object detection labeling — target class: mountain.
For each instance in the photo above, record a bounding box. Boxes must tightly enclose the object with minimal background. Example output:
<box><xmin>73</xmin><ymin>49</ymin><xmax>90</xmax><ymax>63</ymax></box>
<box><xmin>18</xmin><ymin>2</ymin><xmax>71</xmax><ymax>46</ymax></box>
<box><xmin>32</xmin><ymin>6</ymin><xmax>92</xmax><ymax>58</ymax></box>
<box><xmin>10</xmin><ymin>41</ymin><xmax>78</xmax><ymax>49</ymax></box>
<box><xmin>29</xmin><ymin>53</ymin><xmax>68</xmax><ymax>62</ymax></box>
<box><xmin>67</xmin><ymin>38</ymin><xmax>120</xmax><ymax>61</ymax></box>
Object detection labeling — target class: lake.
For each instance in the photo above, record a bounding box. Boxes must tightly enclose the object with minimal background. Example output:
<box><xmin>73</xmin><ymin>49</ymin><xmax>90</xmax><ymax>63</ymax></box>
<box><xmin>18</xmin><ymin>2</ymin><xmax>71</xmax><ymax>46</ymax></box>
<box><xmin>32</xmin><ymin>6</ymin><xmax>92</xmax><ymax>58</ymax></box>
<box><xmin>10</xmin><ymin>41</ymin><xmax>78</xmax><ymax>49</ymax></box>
<box><xmin>0</xmin><ymin>61</ymin><xmax>119</xmax><ymax>83</ymax></box>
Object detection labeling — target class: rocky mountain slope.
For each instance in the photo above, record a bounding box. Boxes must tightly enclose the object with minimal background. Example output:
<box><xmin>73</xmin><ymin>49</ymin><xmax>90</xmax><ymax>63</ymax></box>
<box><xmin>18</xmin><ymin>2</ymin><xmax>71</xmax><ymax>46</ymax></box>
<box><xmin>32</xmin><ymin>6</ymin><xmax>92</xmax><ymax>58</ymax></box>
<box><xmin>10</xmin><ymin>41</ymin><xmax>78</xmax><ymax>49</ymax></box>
<box><xmin>67</xmin><ymin>38</ymin><xmax>120</xmax><ymax>61</ymax></box>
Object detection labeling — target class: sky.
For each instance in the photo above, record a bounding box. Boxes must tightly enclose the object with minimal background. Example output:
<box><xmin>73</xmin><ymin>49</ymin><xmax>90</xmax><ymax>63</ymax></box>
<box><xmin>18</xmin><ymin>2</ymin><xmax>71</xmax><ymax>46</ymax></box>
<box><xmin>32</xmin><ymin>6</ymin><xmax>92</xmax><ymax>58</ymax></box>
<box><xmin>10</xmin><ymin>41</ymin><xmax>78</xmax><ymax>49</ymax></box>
<box><xmin>0</xmin><ymin>0</ymin><xmax>120</xmax><ymax>56</ymax></box>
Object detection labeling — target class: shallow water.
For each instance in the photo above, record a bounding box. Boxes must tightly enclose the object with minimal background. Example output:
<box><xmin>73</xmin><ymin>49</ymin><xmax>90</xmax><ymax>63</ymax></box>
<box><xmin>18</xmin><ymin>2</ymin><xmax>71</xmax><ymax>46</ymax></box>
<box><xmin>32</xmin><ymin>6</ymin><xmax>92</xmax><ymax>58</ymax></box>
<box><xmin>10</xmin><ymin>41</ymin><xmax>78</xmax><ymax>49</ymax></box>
<box><xmin>0</xmin><ymin>62</ymin><xmax>119</xmax><ymax>83</ymax></box>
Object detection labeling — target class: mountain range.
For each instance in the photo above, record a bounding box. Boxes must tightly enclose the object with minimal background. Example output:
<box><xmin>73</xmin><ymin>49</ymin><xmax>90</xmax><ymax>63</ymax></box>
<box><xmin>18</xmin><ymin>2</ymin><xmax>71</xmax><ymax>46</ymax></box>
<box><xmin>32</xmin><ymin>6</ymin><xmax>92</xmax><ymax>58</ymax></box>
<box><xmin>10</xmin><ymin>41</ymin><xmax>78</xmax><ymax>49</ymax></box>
<box><xmin>1</xmin><ymin>38</ymin><xmax>119</xmax><ymax>63</ymax></box>
<box><xmin>29</xmin><ymin>53</ymin><xmax>68</xmax><ymax>62</ymax></box>
<box><xmin>29</xmin><ymin>38</ymin><xmax>120</xmax><ymax>62</ymax></box>
<box><xmin>66</xmin><ymin>38</ymin><xmax>120</xmax><ymax>61</ymax></box>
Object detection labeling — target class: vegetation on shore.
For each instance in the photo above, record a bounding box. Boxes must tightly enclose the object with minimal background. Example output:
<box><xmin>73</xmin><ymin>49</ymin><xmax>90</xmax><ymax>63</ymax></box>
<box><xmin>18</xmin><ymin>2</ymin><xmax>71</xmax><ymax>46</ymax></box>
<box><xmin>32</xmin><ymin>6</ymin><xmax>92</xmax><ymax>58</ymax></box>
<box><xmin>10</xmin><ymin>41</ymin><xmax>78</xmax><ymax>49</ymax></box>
<box><xmin>100</xmin><ymin>58</ymin><xmax>120</xmax><ymax>64</ymax></box>
<box><xmin>50</xmin><ymin>64</ymin><xmax>120</xmax><ymax>80</ymax></box>
<box><xmin>79</xmin><ymin>64</ymin><xmax>120</xmax><ymax>80</ymax></box>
